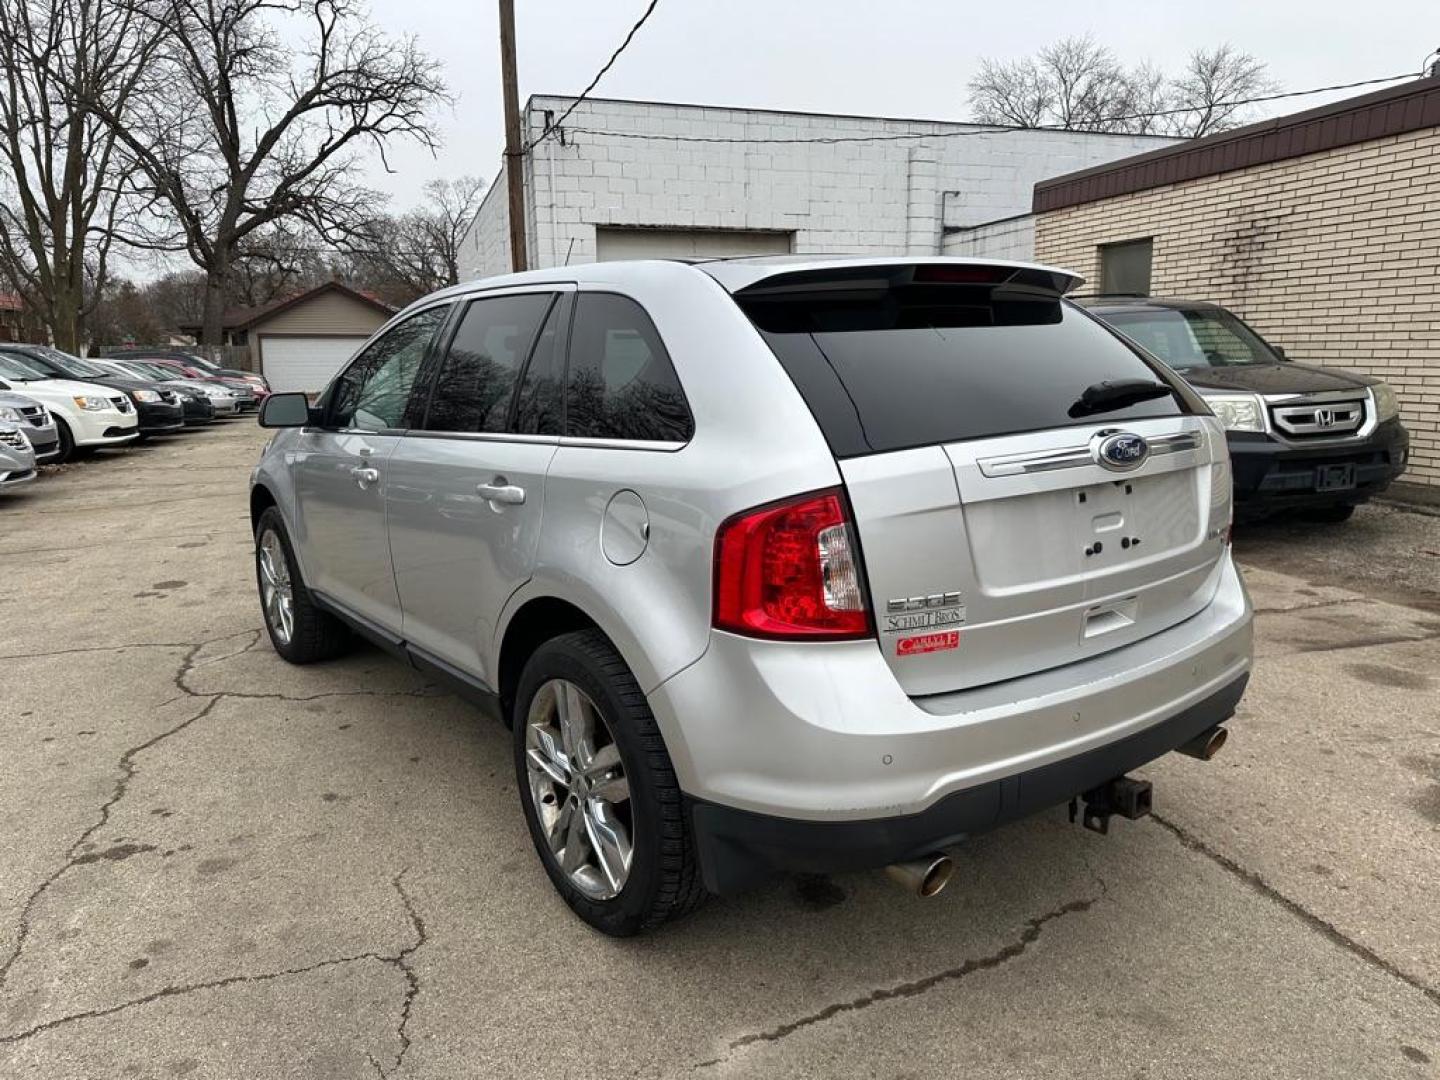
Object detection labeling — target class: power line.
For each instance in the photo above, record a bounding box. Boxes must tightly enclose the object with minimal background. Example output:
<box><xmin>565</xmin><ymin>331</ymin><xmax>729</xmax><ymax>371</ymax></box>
<box><xmin>542</xmin><ymin>70</ymin><xmax>1424</xmax><ymax>149</ymax></box>
<box><xmin>526</xmin><ymin>0</ymin><xmax>661</xmax><ymax>153</ymax></box>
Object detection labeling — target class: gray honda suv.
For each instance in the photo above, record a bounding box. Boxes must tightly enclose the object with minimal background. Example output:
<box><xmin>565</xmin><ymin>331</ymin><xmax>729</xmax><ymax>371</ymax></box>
<box><xmin>251</xmin><ymin>257</ymin><xmax>1254</xmax><ymax>935</ymax></box>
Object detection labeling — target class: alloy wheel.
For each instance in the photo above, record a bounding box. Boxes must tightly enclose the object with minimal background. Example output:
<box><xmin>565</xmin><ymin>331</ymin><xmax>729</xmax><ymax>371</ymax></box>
<box><xmin>524</xmin><ymin>679</ymin><xmax>634</xmax><ymax>900</ymax></box>
<box><xmin>257</xmin><ymin>528</ymin><xmax>295</xmax><ymax>644</ymax></box>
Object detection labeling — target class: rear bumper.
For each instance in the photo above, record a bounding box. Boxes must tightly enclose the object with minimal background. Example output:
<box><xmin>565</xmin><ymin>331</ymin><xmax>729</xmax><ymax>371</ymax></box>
<box><xmin>1228</xmin><ymin>419</ymin><xmax>1408</xmax><ymax>512</ymax></box>
<box><xmin>690</xmin><ymin>672</ymin><xmax>1247</xmax><ymax>893</ymax></box>
<box><xmin>649</xmin><ymin>555</ymin><xmax>1252</xmax><ymax>888</ymax></box>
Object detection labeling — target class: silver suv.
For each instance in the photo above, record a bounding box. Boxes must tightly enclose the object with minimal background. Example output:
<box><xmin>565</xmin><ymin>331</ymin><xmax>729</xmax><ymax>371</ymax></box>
<box><xmin>251</xmin><ymin>257</ymin><xmax>1253</xmax><ymax>935</ymax></box>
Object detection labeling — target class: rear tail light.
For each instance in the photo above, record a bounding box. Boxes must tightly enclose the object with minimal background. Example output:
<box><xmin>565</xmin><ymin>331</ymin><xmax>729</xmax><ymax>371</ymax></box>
<box><xmin>713</xmin><ymin>488</ymin><xmax>872</xmax><ymax>640</ymax></box>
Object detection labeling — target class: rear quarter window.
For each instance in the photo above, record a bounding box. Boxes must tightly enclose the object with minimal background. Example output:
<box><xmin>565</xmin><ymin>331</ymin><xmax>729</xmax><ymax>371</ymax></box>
<box><xmin>738</xmin><ymin>273</ymin><xmax>1197</xmax><ymax>457</ymax></box>
<box><xmin>565</xmin><ymin>293</ymin><xmax>694</xmax><ymax>443</ymax></box>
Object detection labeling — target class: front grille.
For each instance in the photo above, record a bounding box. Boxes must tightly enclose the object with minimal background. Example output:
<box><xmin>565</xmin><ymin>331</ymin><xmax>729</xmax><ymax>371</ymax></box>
<box><xmin>113</xmin><ymin>396</ymin><xmax>134</xmax><ymax>413</ymax></box>
<box><xmin>1268</xmin><ymin>395</ymin><xmax>1365</xmax><ymax>438</ymax></box>
<box><xmin>160</xmin><ymin>390</ymin><xmax>178</xmax><ymax>405</ymax></box>
<box><xmin>0</xmin><ymin>428</ymin><xmax>30</xmax><ymax>450</ymax></box>
<box><xmin>19</xmin><ymin>405</ymin><xmax>46</xmax><ymax>426</ymax></box>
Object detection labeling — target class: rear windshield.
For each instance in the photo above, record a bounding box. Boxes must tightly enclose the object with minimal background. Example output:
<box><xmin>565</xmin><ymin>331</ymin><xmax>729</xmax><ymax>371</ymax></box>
<box><xmin>738</xmin><ymin>271</ymin><xmax>1194</xmax><ymax>457</ymax></box>
<box><xmin>1091</xmin><ymin>306</ymin><xmax>1281</xmax><ymax>369</ymax></box>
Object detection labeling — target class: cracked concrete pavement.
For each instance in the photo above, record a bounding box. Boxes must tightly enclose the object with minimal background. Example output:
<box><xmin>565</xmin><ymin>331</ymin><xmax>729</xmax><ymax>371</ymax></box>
<box><xmin>2</xmin><ymin>421</ymin><xmax>1438</xmax><ymax>1078</ymax></box>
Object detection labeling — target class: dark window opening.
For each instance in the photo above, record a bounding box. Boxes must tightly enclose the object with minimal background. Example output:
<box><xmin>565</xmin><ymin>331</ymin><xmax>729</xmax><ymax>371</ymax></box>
<box><xmin>736</xmin><ymin>269</ymin><xmax>1195</xmax><ymax>458</ymax></box>
<box><xmin>565</xmin><ymin>294</ymin><xmax>693</xmax><ymax>443</ymax></box>
<box><xmin>1099</xmin><ymin>239</ymin><xmax>1153</xmax><ymax>296</ymax></box>
<box><xmin>423</xmin><ymin>294</ymin><xmax>553</xmax><ymax>434</ymax></box>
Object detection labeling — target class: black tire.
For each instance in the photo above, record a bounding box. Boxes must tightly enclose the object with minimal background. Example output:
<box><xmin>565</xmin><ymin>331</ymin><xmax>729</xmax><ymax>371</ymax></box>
<box><xmin>512</xmin><ymin>629</ymin><xmax>707</xmax><ymax>936</ymax></box>
<box><xmin>1304</xmin><ymin>504</ymin><xmax>1356</xmax><ymax>524</ymax></box>
<box><xmin>53</xmin><ymin>418</ymin><xmax>76</xmax><ymax>463</ymax></box>
<box><xmin>253</xmin><ymin>506</ymin><xmax>351</xmax><ymax>663</ymax></box>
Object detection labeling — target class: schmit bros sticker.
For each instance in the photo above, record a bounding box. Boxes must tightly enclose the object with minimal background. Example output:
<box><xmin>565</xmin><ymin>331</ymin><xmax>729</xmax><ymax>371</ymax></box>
<box><xmin>883</xmin><ymin>591</ymin><xmax>966</xmax><ymax>635</ymax></box>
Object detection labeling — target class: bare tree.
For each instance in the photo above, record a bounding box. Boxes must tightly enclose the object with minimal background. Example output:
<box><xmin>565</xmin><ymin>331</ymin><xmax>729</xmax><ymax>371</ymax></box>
<box><xmin>340</xmin><ymin>175</ymin><xmax>486</xmax><ymax>304</ymax></box>
<box><xmin>0</xmin><ymin>0</ymin><xmax>155</xmax><ymax>350</ymax></box>
<box><xmin>967</xmin><ymin>36</ymin><xmax>1277</xmax><ymax>137</ymax></box>
<box><xmin>85</xmin><ymin>0</ymin><xmax>446</xmax><ymax>343</ymax></box>
<box><xmin>1164</xmin><ymin>44</ymin><xmax>1278</xmax><ymax>137</ymax></box>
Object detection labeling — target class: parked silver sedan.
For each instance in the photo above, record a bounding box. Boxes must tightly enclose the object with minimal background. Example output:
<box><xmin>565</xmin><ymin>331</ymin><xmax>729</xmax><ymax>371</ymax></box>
<box><xmin>0</xmin><ymin>423</ymin><xmax>37</xmax><ymax>491</ymax></box>
<box><xmin>0</xmin><ymin>390</ymin><xmax>59</xmax><ymax>462</ymax></box>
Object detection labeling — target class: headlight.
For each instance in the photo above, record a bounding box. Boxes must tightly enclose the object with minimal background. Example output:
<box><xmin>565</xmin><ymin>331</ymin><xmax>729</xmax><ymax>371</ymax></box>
<box><xmin>0</xmin><ymin>406</ymin><xmax>21</xmax><ymax>422</ymax></box>
<box><xmin>133</xmin><ymin>389</ymin><xmax>161</xmax><ymax>403</ymax></box>
<box><xmin>1202</xmin><ymin>393</ymin><xmax>1266</xmax><ymax>432</ymax></box>
<box><xmin>1372</xmin><ymin>382</ymin><xmax>1399</xmax><ymax>422</ymax></box>
<box><xmin>72</xmin><ymin>395</ymin><xmax>112</xmax><ymax>411</ymax></box>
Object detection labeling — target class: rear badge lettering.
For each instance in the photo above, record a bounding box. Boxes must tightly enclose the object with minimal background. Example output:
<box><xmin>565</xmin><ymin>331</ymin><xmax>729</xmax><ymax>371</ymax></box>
<box><xmin>884</xmin><ymin>591</ymin><xmax>965</xmax><ymax>634</ymax></box>
<box><xmin>897</xmin><ymin>630</ymin><xmax>960</xmax><ymax>656</ymax></box>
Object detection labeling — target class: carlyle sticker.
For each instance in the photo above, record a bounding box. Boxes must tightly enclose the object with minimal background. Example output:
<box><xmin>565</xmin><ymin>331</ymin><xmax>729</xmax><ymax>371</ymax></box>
<box><xmin>896</xmin><ymin>630</ymin><xmax>961</xmax><ymax>656</ymax></box>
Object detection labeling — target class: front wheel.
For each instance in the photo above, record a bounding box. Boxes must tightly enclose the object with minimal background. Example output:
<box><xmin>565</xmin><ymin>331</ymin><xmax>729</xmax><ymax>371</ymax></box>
<box><xmin>513</xmin><ymin>630</ymin><xmax>707</xmax><ymax>936</ymax></box>
<box><xmin>254</xmin><ymin>506</ymin><xmax>351</xmax><ymax>663</ymax></box>
<box><xmin>52</xmin><ymin>418</ymin><xmax>76</xmax><ymax>463</ymax></box>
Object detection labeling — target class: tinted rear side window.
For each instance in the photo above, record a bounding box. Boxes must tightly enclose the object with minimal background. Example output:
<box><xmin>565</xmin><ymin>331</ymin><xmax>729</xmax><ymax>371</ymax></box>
<box><xmin>424</xmin><ymin>293</ymin><xmax>552</xmax><ymax>434</ymax></box>
<box><xmin>565</xmin><ymin>294</ymin><xmax>693</xmax><ymax>442</ymax></box>
<box><xmin>739</xmin><ymin>272</ymin><xmax>1193</xmax><ymax>457</ymax></box>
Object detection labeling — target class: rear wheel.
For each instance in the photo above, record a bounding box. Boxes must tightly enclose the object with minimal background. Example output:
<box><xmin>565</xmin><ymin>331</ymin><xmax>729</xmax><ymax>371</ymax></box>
<box><xmin>1304</xmin><ymin>504</ymin><xmax>1356</xmax><ymax>524</ymax></box>
<box><xmin>254</xmin><ymin>506</ymin><xmax>351</xmax><ymax>663</ymax></box>
<box><xmin>513</xmin><ymin>630</ymin><xmax>706</xmax><ymax>936</ymax></box>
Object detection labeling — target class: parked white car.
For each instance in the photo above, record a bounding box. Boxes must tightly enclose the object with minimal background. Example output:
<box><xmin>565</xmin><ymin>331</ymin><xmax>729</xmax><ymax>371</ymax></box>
<box><xmin>0</xmin><ymin>351</ymin><xmax>138</xmax><ymax>461</ymax></box>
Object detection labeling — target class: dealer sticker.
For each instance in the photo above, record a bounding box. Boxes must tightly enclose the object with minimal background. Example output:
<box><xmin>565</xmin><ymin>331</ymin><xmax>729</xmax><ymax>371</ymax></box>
<box><xmin>896</xmin><ymin>630</ymin><xmax>960</xmax><ymax>656</ymax></box>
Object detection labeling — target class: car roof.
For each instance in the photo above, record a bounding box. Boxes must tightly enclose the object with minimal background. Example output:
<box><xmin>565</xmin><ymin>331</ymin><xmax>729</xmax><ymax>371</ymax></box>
<box><xmin>424</xmin><ymin>256</ymin><xmax>1085</xmax><ymax>312</ymax></box>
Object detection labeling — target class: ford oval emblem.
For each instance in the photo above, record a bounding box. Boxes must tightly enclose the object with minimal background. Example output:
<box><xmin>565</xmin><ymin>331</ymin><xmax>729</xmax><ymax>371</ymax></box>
<box><xmin>1094</xmin><ymin>432</ymin><xmax>1150</xmax><ymax>472</ymax></box>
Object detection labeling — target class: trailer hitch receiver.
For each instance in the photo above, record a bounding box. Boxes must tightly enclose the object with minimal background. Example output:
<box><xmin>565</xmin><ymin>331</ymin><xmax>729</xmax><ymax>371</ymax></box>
<box><xmin>1069</xmin><ymin>776</ymin><xmax>1153</xmax><ymax>835</ymax></box>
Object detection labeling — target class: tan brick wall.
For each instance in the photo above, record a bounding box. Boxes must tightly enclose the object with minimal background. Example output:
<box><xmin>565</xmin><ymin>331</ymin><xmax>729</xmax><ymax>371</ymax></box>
<box><xmin>1035</xmin><ymin>128</ymin><xmax>1440</xmax><ymax>486</ymax></box>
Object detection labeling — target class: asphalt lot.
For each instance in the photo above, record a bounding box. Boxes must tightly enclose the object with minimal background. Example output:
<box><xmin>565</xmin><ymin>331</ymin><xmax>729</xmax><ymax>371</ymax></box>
<box><xmin>2</xmin><ymin>420</ymin><xmax>1438</xmax><ymax>1079</ymax></box>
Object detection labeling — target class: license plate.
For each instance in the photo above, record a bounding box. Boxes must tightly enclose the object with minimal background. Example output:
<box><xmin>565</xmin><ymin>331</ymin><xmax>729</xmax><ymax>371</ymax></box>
<box><xmin>1315</xmin><ymin>463</ymin><xmax>1356</xmax><ymax>492</ymax></box>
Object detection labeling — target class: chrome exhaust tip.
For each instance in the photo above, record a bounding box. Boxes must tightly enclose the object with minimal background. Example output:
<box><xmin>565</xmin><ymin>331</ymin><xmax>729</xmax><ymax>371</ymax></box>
<box><xmin>1176</xmin><ymin>725</ymin><xmax>1229</xmax><ymax>761</ymax></box>
<box><xmin>884</xmin><ymin>853</ymin><xmax>954</xmax><ymax>898</ymax></box>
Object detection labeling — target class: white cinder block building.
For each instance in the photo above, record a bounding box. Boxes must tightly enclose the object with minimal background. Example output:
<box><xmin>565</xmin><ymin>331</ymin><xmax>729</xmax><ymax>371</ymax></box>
<box><xmin>460</xmin><ymin>96</ymin><xmax>1176</xmax><ymax>277</ymax></box>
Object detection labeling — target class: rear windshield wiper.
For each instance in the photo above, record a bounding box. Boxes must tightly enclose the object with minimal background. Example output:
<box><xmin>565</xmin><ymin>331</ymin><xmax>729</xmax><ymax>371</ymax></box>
<box><xmin>1068</xmin><ymin>378</ymin><xmax>1175</xmax><ymax>418</ymax></box>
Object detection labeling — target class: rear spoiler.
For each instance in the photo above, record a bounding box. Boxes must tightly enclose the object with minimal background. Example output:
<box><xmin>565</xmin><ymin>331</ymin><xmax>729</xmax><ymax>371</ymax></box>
<box><xmin>702</xmin><ymin>258</ymin><xmax>1084</xmax><ymax>299</ymax></box>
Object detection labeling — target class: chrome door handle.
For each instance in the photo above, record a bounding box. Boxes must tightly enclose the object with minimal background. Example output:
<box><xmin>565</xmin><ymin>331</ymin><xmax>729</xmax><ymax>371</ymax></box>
<box><xmin>350</xmin><ymin>465</ymin><xmax>380</xmax><ymax>487</ymax></box>
<box><xmin>476</xmin><ymin>481</ymin><xmax>526</xmax><ymax>505</ymax></box>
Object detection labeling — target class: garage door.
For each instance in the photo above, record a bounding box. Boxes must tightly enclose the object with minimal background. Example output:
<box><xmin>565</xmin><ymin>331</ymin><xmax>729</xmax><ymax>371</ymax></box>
<box><xmin>260</xmin><ymin>336</ymin><xmax>370</xmax><ymax>395</ymax></box>
<box><xmin>595</xmin><ymin>227</ymin><xmax>793</xmax><ymax>261</ymax></box>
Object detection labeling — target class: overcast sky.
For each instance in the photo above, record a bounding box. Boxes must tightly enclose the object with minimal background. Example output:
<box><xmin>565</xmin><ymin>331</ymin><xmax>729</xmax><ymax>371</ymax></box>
<box><xmin>358</xmin><ymin>0</ymin><xmax>1438</xmax><ymax>211</ymax></box>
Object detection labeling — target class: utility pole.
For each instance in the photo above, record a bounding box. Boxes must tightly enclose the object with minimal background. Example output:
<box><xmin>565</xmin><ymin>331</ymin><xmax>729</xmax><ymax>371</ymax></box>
<box><xmin>498</xmin><ymin>0</ymin><xmax>528</xmax><ymax>272</ymax></box>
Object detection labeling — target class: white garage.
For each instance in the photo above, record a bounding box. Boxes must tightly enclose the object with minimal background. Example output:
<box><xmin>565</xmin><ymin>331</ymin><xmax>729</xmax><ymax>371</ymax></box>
<box><xmin>258</xmin><ymin>335</ymin><xmax>370</xmax><ymax>395</ymax></box>
<box><xmin>594</xmin><ymin>227</ymin><xmax>793</xmax><ymax>261</ymax></box>
<box><xmin>206</xmin><ymin>282</ymin><xmax>393</xmax><ymax>395</ymax></box>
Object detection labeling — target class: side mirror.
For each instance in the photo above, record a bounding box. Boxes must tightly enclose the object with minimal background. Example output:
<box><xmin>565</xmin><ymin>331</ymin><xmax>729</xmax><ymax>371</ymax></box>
<box><xmin>1273</xmin><ymin>345</ymin><xmax>1288</xmax><ymax>360</ymax></box>
<box><xmin>258</xmin><ymin>391</ymin><xmax>313</xmax><ymax>428</ymax></box>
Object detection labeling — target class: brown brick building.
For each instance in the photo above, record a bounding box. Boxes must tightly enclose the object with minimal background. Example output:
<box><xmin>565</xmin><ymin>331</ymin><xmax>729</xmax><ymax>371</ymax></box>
<box><xmin>1032</xmin><ymin>75</ymin><xmax>1440</xmax><ymax>492</ymax></box>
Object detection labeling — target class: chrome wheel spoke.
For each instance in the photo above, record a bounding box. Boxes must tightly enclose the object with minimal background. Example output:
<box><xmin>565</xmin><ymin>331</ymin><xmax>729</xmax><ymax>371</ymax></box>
<box><xmin>586</xmin><ymin>745</ymin><xmax>629</xmax><ymax>803</ymax></box>
<box><xmin>584</xmin><ymin>798</ymin><xmax>632</xmax><ymax>892</ymax></box>
<box><xmin>556</xmin><ymin>683</ymin><xmax>595</xmax><ymax>770</ymax></box>
<box><xmin>547</xmin><ymin>796</ymin><xmax>575</xmax><ymax>855</ymax></box>
<box><xmin>560</xmin><ymin>799</ymin><xmax>590</xmax><ymax>873</ymax></box>
<box><xmin>526</xmin><ymin>743</ymin><xmax>568</xmax><ymax>787</ymax></box>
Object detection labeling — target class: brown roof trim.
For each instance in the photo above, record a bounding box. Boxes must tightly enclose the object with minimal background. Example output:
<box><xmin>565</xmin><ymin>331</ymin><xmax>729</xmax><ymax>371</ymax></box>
<box><xmin>1034</xmin><ymin>74</ymin><xmax>1440</xmax><ymax>213</ymax></box>
<box><xmin>178</xmin><ymin>281</ymin><xmax>395</xmax><ymax>333</ymax></box>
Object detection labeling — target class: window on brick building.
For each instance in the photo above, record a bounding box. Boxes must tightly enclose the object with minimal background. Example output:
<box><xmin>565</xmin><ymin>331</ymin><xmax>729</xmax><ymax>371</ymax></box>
<box><xmin>1099</xmin><ymin>239</ymin><xmax>1153</xmax><ymax>296</ymax></box>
